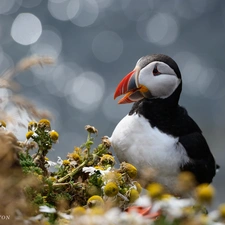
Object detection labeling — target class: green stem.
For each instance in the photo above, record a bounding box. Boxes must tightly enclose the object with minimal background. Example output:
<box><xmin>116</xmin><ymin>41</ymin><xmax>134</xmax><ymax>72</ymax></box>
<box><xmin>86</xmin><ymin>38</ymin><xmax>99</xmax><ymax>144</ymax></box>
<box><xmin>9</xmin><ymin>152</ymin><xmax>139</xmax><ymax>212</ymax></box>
<box><xmin>57</xmin><ymin>160</ymin><xmax>87</xmax><ymax>183</ymax></box>
<box><xmin>87</xmin><ymin>132</ymin><xmax>91</xmax><ymax>156</ymax></box>
<box><xmin>44</xmin><ymin>182</ymin><xmax>80</xmax><ymax>188</ymax></box>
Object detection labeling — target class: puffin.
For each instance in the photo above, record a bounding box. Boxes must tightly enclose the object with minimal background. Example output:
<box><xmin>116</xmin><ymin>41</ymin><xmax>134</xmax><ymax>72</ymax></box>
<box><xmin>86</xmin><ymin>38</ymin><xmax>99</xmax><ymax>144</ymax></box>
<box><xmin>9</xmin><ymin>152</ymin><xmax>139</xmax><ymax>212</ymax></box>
<box><xmin>110</xmin><ymin>54</ymin><xmax>218</xmax><ymax>193</ymax></box>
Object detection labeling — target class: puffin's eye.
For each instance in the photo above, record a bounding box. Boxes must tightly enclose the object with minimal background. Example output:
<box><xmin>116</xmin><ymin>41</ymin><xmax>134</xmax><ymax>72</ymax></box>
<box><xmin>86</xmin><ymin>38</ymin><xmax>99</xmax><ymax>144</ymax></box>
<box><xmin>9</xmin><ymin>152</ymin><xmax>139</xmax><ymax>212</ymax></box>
<box><xmin>153</xmin><ymin>66</ymin><xmax>160</xmax><ymax>76</ymax></box>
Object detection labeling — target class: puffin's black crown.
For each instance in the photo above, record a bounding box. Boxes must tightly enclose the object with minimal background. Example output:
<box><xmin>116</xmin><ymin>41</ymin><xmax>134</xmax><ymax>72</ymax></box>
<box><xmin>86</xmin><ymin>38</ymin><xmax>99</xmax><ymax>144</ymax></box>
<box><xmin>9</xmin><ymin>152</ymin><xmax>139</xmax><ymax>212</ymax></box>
<box><xmin>137</xmin><ymin>54</ymin><xmax>182</xmax><ymax>79</ymax></box>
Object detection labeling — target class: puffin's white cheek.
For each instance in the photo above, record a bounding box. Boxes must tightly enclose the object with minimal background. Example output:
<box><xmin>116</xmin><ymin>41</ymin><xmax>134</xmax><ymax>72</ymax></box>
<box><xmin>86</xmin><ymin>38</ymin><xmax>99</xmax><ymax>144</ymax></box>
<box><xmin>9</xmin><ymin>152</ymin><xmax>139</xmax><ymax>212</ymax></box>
<box><xmin>148</xmin><ymin>75</ymin><xmax>180</xmax><ymax>98</ymax></box>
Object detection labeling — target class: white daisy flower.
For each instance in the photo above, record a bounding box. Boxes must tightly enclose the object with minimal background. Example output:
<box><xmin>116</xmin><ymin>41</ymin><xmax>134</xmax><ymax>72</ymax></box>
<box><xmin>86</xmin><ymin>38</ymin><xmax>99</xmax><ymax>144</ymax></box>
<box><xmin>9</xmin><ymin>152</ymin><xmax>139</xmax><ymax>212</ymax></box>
<box><xmin>82</xmin><ymin>166</ymin><xmax>97</xmax><ymax>175</ymax></box>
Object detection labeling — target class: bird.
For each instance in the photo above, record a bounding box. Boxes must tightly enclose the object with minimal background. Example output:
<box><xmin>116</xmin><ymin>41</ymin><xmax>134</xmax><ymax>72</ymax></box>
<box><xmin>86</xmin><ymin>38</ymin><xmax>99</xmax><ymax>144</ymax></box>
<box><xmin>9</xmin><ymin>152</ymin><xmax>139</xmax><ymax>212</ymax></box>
<box><xmin>110</xmin><ymin>54</ymin><xmax>218</xmax><ymax>194</ymax></box>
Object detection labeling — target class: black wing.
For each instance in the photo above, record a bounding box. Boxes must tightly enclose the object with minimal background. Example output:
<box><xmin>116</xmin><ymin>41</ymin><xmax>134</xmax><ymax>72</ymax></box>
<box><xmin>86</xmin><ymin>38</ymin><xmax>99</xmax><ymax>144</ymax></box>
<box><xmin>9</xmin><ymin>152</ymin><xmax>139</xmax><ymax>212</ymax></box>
<box><xmin>179</xmin><ymin>132</ymin><xmax>216</xmax><ymax>184</ymax></box>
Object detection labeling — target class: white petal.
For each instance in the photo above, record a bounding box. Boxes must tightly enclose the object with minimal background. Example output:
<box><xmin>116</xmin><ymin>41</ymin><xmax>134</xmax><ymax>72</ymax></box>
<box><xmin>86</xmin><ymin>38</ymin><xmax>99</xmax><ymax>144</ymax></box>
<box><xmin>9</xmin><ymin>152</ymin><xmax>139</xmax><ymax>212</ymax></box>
<box><xmin>47</xmin><ymin>161</ymin><xmax>57</xmax><ymax>167</ymax></box>
<box><xmin>134</xmin><ymin>195</ymin><xmax>151</xmax><ymax>207</ymax></box>
<box><xmin>29</xmin><ymin>214</ymin><xmax>43</xmax><ymax>221</ymax></box>
<box><xmin>57</xmin><ymin>156</ymin><xmax>63</xmax><ymax>166</ymax></box>
<box><xmin>39</xmin><ymin>205</ymin><xmax>56</xmax><ymax>213</ymax></box>
<box><xmin>82</xmin><ymin>166</ymin><xmax>97</xmax><ymax>175</ymax></box>
<box><xmin>58</xmin><ymin>212</ymin><xmax>73</xmax><ymax>220</ymax></box>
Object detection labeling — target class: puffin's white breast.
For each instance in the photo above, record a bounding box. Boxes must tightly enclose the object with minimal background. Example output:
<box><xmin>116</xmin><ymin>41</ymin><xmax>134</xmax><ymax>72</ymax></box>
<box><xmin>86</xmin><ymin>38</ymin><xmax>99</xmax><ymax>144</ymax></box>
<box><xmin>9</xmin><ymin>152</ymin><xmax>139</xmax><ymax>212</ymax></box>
<box><xmin>110</xmin><ymin>113</ymin><xmax>189</xmax><ymax>190</ymax></box>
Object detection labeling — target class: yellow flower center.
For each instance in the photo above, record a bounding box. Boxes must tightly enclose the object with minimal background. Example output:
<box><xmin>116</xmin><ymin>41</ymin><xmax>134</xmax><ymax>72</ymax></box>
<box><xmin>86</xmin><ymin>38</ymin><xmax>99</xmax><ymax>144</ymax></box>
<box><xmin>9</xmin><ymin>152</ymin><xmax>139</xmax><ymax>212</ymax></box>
<box><xmin>195</xmin><ymin>183</ymin><xmax>215</xmax><ymax>204</ymax></box>
<box><xmin>104</xmin><ymin>182</ymin><xmax>119</xmax><ymax>197</ymax></box>
<box><xmin>26</xmin><ymin>131</ymin><xmax>34</xmax><ymax>139</ymax></box>
<box><xmin>49</xmin><ymin>130</ymin><xmax>59</xmax><ymax>141</ymax></box>
<box><xmin>147</xmin><ymin>183</ymin><xmax>164</xmax><ymax>199</ymax></box>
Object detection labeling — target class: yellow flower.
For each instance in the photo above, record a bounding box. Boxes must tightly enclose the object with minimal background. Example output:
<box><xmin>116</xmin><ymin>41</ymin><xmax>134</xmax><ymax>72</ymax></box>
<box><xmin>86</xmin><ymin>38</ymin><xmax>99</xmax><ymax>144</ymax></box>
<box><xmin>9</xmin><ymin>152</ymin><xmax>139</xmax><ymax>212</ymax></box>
<box><xmin>38</xmin><ymin>119</ymin><xmax>51</xmax><ymax>130</ymax></box>
<box><xmin>28</xmin><ymin>121</ymin><xmax>37</xmax><ymax>131</ymax></box>
<box><xmin>147</xmin><ymin>183</ymin><xmax>164</xmax><ymax>199</ymax></box>
<box><xmin>26</xmin><ymin>131</ymin><xmax>34</xmax><ymax>139</ymax></box>
<box><xmin>42</xmin><ymin>221</ymin><xmax>51</xmax><ymax>225</ymax></box>
<box><xmin>129</xmin><ymin>188</ymin><xmax>139</xmax><ymax>203</ymax></box>
<box><xmin>104</xmin><ymin>182</ymin><xmax>119</xmax><ymax>197</ymax></box>
<box><xmin>71</xmin><ymin>206</ymin><xmax>86</xmax><ymax>216</ymax></box>
<box><xmin>71</xmin><ymin>152</ymin><xmax>80</xmax><ymax>161</ymax></box>
<box><xmin>176</xmin><ymin>171</ymin><xmax>196</xmax><ymax>194</ymax></box>
<box><xmin>195</xmin><ymin>183</ymin><xmax>215</xmax><ymax>204</ymax></box>
<box><xmin>63</xmin><ymin>160</ymin><xmax>70</xmax><ymax>165</ymax></box>
<box><xmin>74</xmin><ymin>146</ymin><xmax>81</xmax><ymax>153</ymax></box>
<box><xmin>133</xmin><ymin>181</ymin><xmax>142</xmax><ymax>193</ymax></box>
<box><xmin>120</xmin><ymin>162</ymin><xmax>137</xmax><ymax>179</ymax></box>
<box><xmin>94</xmin><ymin>166</ymin><xmax>104</xmax><ymax>170</ymax></box>
<box><xmin>49</xmin><ymin>176</ymin><xmax>56</xmax><ymax>182</ymax></box>
<box><xmin>219</xmin><ymin>204</ymin><xmax>225</xmax><ymax>218</ymax></box>
<box><xmin>85</xmin><ymin>125</ymin><xmax>98</xmax><ymax>134</ymax></box>
<box><xmin>49</xmin><ymin>130</ymin><xmax>59</xmax><ymax>141</ymax></box>
<box><xmin>86</xmin><ymin>184</ymin><xmax>101</xmax><ymax>196</ymax></box>
<box><xmin>87</xmin><ymin>195</ymin><xmax>104</xmax><ymax>208</ymax></box>
<box><xmin>199</xmin><ymin>214</ymin><xmax>209</xmax><ymax>225</ymax></box>
<box><xmin>99</xmin><ymin>154</ymin><xmax>115</xmax><ymax>167</ymax></box>
<box><xmin>161</xmin><ymin>194</ymin><xmax>173</xmax><ymax>200</ymax></box>
<box><xmin>0</xmin><ymin>120</ymin><xmax>6</xmax><ymax>128</ymax></box>
<box><xmin>88</xmin><ymin>207</ymin><xmax>105</xmax><ymax>215</ymax></box>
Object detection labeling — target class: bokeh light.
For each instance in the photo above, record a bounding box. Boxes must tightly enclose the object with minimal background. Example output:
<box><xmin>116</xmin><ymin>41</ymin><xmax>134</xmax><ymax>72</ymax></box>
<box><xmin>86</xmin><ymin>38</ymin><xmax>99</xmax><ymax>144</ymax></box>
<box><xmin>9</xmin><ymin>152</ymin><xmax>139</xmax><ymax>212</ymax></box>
<box><xmin>66</xmin><ymin>71</ymin><xmax>105</xmax><ymax>112</ymax></box>
<box><xmin>121</xmin><ymin>0</ymin><xmax>153</xmax><ymax>21</ymax></box>
<box><xmin>48</xmin><ymin>0</ymin><xmax>80</xmax><ymax>21</ymax></box>
<box><xmin>145</xmin><ymin>13</ymin><xmax>179</xmax><ymax>46</ymax></box>
<box><xmin>30</xmin><ymin>28</ymin><xmax>62</xmax><ymax>58</ymax></box>
<box><xmin>175</xmin><ymin>0</ymin><xmax>217</xmax><ymax>19</ymax></box>
<box><xmin>21</xmin><ymin>0</ymin><xmax>42</xmax><ymax>8</ymax></box>
<box><xmin>45</xmin><ymin>62</ymin><xmax>83</xmax><ymax>97</ymax></box>
<box><xmin>5</xmin><ymin>0</ymin><xmax>22</xmax><ymax>15</ymax></box>
<box><xmin>67</xmin><ymin>0</ymin><xmax>81</xmax><ymax>20</ymax></box>
<box><xmin>11</xmin><ymin>13</ymin><xmax>42</xmax><ymax>45</ymax></box>
<box><xmin>70</xmin><ymin>0</ymin><xmax>99</xmax><ymax>27</ymax></box>
<box><xmin>0</xmin><ymin>0</ymin><xmax>16</xmax><ymax>14</ymax></box>
<box><xmin>92</xmin><ymin>31</ymin><xmax>123</xmax><ymax>63</ymax></box>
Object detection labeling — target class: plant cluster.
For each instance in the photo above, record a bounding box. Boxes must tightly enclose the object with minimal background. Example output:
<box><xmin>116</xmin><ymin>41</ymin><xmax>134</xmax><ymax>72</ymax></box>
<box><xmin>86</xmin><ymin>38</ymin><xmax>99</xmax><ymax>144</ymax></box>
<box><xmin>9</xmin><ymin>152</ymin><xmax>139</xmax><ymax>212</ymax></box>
<box><xmin>0</xmin><ymin>120</ymin><xmax>224</xmax><ymax>225</ymax></box>
<box><xmin>17</xmin><ymin>121</ymin><xmax>143</xmax><ymax>224</ymax></box>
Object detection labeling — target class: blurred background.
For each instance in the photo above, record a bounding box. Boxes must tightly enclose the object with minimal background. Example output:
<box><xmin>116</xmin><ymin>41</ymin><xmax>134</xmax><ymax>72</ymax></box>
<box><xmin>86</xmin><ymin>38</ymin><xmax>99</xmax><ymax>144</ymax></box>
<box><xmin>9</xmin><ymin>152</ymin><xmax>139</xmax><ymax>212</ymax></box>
<box><xmin>0</xmin><ymin>0</ymin><xmax>225</xmax><ymax>206</ymax></box>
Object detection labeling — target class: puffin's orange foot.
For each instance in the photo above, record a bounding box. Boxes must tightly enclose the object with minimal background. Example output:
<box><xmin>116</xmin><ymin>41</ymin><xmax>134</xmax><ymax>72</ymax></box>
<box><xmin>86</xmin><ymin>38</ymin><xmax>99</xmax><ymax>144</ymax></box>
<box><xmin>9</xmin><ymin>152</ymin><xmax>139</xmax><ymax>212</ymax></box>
<box><xmin>125</xmin><ymin>206</ymin><xmax>161</xmax><ymax>219</ymax></box>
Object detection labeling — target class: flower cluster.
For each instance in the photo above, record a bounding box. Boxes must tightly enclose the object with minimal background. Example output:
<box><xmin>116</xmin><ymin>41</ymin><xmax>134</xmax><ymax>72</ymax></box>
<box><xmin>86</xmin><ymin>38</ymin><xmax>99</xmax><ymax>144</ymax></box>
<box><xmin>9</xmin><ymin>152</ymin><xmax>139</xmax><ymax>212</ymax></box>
<box><xmin>7</xmin><ymin>123</ymin><xmax>224</xmax><ymax>225</ymax></box>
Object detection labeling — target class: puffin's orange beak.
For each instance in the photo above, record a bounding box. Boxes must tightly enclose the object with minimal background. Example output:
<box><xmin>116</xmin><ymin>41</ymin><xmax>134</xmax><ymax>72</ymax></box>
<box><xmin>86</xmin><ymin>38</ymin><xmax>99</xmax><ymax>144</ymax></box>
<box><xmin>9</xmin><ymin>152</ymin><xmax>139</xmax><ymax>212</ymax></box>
<box><xmin>114</xmin><ymin>68</ymin><xmax>145</xmax><ymax>104</ymax></box>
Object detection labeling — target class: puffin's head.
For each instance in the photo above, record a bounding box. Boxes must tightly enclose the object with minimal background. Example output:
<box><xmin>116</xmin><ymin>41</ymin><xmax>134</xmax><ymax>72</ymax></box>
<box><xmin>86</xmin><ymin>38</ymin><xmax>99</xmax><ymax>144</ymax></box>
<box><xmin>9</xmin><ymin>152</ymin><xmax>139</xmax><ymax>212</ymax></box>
<box><xmin>114</xmin><ymin>54</ymin><xmax>182</xmax><ymax>104</ymax></box>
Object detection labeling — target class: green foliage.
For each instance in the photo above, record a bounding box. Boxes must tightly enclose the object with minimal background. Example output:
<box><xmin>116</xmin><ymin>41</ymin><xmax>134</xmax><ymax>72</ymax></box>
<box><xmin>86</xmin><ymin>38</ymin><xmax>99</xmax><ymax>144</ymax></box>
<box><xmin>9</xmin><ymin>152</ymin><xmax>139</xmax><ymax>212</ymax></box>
<box><xmin>88</xmin><ymin>170</ymin><xmax>103</xmax><ymax>187</ymax></box>
<box><xmin>19</xmin><ymin>152</ymin><xmax>43</xmax><ymax>175</ymax></box>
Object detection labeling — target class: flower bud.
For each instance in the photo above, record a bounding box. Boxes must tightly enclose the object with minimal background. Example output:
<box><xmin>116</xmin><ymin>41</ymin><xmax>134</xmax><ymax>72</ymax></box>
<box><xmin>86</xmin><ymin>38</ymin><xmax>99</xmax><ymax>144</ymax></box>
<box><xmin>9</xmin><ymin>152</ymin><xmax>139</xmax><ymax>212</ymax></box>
<box><xmin>104</xmin><ymin>182</ymin><xmax>119</xmax><ymax>197</ymax></box>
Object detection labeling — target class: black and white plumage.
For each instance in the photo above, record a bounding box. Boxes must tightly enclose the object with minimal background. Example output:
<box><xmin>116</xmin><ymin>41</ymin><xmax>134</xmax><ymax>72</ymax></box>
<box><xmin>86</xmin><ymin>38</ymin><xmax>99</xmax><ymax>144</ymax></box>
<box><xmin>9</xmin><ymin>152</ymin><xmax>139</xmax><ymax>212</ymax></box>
<box><xmin>110</xmin><ymin>54</ymin><xmax>218</xmax><ymax>193</ymax></box>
